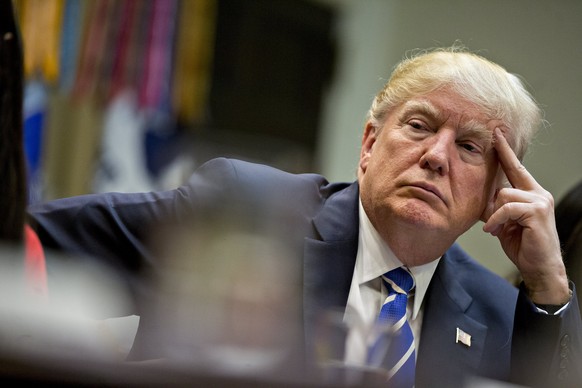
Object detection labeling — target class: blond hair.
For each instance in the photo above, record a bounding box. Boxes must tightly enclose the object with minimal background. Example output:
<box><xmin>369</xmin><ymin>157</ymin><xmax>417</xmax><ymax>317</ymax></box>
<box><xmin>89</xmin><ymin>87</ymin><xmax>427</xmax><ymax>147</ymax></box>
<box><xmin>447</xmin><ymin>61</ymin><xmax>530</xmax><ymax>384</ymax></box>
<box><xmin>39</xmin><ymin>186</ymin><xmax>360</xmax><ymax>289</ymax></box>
<box><xmin>367</xmin><ymin>47</ymin><xmax>543</xmax><ymax>160</ymax></box>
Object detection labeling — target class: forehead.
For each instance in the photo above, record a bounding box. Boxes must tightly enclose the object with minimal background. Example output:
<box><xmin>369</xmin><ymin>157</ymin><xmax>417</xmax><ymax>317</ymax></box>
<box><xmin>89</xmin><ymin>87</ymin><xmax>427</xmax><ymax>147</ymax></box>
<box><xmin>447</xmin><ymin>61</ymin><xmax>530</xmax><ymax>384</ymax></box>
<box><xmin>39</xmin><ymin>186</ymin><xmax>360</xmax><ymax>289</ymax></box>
<box><xmin>395</xmin><ymin>91</ymin><xmax>501</xmax><ymax>141</ymax></box>
<box><xmin>398</xmin><ymin>91</ymin><xmax>490</xmax><ymax>125</ymax></box>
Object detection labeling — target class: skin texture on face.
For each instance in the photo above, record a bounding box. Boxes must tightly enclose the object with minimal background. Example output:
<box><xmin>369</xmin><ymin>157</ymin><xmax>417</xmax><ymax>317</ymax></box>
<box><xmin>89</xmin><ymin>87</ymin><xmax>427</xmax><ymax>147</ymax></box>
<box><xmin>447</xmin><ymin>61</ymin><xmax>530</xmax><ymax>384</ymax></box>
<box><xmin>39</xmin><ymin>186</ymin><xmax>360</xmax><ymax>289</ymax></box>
<box><xmin>358</xmin><ymin>89</ymin><xmax>504</xmax><ymax>266</ymax></box>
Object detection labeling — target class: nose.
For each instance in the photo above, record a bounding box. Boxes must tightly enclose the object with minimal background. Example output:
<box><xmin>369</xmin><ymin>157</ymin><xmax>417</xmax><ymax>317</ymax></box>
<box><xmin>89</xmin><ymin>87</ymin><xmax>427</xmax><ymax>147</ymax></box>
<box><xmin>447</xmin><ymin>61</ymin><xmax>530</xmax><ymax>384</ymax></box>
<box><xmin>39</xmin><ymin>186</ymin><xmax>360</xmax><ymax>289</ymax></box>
<box><xmin>419</xmin><ymin>130</ymin><xmax>454</xmax><ymax>175</ymax></box>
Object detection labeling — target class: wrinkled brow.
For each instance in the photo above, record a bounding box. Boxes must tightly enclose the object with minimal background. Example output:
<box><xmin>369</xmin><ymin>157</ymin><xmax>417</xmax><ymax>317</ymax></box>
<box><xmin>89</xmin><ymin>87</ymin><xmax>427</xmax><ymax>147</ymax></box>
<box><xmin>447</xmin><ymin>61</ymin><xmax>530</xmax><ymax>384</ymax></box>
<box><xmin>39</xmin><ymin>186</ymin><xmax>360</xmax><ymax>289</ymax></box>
<box><xmin>460</xmin><ymin>119</ymin><xmax>494</xmax><ymax>147</ymax></box>
<box><xmin>399</xmin><ymin>100</ymin><xmax>493</xmax><ymax>144</ymax></box>
<box><xmin>398</xmin><ymin>100</ymin><xmax>443</xmax><ymax>121</ymax></box>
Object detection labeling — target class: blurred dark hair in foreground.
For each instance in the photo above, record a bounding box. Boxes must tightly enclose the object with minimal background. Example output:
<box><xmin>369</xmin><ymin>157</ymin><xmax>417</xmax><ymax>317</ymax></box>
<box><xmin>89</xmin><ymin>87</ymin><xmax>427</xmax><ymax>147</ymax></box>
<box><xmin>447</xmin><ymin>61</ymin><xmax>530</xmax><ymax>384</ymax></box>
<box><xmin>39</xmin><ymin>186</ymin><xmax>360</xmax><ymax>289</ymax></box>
<box><xmin>0</xmin><ymin>0</ymin><xmax>26</xmax><ymax>243</ymax></box>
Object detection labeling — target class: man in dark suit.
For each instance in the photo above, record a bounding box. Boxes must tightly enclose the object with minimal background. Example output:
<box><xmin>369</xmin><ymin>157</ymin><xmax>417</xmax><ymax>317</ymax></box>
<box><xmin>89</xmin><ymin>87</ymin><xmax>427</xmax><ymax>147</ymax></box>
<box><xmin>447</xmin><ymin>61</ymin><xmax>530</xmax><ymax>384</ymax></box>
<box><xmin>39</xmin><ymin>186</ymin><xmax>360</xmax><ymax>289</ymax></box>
<box><xmin>29</xmin><ymin>48</ymin><xmax>581</xmax><ymax>387</ymax></box>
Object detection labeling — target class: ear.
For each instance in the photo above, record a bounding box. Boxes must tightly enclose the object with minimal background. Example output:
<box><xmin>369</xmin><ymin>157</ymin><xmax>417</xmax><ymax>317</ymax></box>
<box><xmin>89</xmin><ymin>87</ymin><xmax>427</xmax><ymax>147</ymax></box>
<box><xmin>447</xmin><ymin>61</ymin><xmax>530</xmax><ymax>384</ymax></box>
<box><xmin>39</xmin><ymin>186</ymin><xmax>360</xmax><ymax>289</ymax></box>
<box><xmin>359</xmin><ymin>122</ymin><xmax>378</xmax><ymax>174</ymax></box>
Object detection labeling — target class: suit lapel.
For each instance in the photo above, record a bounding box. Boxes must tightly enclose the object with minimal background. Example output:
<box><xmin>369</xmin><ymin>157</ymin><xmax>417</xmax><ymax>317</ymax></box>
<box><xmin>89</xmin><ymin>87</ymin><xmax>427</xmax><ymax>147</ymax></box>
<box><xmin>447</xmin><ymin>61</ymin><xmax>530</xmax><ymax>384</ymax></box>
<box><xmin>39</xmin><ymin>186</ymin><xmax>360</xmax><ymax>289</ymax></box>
<box><xmin>302</xmin><ymin>182</ymin><xmax>359</xmax><ymax>358</ymax></box>
<box><xmin>416</xmin><ymin>247</ymin><xmax>489</xmax><ymax>387</ymax></box>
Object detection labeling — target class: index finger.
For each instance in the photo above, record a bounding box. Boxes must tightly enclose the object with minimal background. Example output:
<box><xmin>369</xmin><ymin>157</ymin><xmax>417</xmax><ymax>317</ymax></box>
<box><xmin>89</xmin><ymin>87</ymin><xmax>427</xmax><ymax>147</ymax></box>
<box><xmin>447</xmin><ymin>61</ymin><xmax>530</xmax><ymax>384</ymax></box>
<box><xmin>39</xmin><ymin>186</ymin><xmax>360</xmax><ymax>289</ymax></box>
<box><xmin>493</xmin><ymin>127</ymin><xmax>538</xmax><ymax>190</ymax></box>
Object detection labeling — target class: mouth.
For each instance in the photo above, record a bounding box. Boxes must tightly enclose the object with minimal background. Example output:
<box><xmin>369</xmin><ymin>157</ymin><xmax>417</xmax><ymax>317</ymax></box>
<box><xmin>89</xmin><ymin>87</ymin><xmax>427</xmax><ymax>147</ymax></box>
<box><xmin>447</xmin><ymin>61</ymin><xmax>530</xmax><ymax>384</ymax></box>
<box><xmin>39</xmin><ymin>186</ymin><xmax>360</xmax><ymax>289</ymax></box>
<box><xmin>408</xmin><ymin>182</ymin><xmax>446</xmax><ymax>205</ymax></box>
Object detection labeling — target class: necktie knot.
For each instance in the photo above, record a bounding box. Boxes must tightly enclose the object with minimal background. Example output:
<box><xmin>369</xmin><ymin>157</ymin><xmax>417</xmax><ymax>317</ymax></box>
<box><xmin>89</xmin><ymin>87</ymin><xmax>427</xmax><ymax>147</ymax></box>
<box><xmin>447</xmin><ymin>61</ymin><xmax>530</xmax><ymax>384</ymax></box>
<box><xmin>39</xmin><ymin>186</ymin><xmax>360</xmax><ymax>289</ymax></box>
<box><xmin>383</xmin><ymin>267</ymin><xmax>414</xmax><ymax>295</ymax></box>
<box><xmin>377</xmin><ymin>267</ymin><xmax>413</xmax><ymax>325</ymax></box>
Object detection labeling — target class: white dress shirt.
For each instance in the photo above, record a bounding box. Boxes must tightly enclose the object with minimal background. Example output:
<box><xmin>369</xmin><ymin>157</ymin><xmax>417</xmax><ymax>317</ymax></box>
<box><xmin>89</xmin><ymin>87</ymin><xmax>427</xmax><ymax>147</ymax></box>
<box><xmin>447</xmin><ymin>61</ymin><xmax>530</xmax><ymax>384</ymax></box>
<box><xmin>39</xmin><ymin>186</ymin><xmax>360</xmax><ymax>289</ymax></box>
<box><xmin>343</xmin><ymin>199</ymin><xmax>440</xmax><ymax>366</ymax></box>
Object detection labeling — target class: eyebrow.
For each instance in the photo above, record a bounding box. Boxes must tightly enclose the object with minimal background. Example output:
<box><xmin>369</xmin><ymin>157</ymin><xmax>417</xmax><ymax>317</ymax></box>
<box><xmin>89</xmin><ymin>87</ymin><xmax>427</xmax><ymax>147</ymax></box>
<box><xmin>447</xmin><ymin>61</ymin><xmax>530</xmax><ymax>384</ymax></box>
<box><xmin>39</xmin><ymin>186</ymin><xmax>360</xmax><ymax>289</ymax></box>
<box><xmin>460</xmin><ymin>119</ymin><xmax>494</xmax><ymax>145</ymax></box>
<box><xmin>398</xmin><ymin>100</ymin><xmax>443</xmax><ymax>122</ymax></box>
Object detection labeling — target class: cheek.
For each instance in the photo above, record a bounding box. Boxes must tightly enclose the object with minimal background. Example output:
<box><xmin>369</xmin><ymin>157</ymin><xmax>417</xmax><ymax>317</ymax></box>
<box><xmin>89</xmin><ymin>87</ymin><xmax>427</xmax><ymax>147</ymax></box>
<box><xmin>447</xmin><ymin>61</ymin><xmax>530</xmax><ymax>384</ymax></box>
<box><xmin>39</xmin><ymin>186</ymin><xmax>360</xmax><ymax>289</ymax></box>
<box><xmin>378</xmin><ymin>138</ymin><xmax>421</xmax><ymax>169</ymax></box>
<box><xmin>453</xmin><ymin>167</ymin><xmax>491</xmax><ymax>206</ymax></box>
<box><xmin>369</xmin><ymin>154</ymin><xmax>410</xmax><ymax>188</ymax></box>
<box><xmin>363</xmin><ymin>132</ymin><xmax>424</xmax><ymax>187</ymax></box>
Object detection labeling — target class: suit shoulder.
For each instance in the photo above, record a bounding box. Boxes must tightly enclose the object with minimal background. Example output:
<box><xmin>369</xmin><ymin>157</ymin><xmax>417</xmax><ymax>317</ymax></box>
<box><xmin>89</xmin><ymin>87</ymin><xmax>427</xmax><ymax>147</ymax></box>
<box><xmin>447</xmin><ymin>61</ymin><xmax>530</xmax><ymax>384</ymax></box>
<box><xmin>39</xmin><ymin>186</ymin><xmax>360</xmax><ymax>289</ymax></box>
<box><xmin>193</xmin><ymin>157</ymin><xmax>334</xmax><ymax>196</ymax></box>
<box><xmin>187</xmin><ymin>158</ymin><xmax>350</xmax><ymax>218</ymax></box>
<box><xmin>444</xmin><ymin>243</ymin><xmax>518</xmax><ymax>297</ymax></box>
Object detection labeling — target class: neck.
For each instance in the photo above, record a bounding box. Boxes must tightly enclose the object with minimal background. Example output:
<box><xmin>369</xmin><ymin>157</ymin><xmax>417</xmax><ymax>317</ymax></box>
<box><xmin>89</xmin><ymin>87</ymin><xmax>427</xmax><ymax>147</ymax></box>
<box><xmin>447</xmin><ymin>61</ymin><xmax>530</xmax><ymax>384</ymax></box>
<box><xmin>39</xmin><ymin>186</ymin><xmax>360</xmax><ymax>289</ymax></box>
<box><xmin>380</xmin><ymin>223</ymin><xmax>452</xmax><ymax>267</ymax></box>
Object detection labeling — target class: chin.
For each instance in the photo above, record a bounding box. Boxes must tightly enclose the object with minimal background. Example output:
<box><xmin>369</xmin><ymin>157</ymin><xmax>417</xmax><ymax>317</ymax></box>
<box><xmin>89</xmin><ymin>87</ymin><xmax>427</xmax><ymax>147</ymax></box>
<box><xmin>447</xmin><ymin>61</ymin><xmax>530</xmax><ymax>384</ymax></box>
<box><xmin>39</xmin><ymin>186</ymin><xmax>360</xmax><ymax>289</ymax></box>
<box><xmin>395</xmin><ymin>202</ymin><xmax>443</xmax><ymax>229</ymax></box>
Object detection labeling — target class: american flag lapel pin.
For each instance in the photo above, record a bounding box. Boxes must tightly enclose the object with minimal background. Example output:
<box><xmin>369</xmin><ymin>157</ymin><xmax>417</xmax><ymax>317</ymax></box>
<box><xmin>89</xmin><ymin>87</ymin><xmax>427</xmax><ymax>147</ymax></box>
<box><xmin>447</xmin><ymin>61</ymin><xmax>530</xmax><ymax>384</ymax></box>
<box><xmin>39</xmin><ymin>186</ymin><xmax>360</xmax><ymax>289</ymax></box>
<box><xmin>456</xmin><ymin>327</ymin><xmax>471</xmax><ymax>347</ymax></box>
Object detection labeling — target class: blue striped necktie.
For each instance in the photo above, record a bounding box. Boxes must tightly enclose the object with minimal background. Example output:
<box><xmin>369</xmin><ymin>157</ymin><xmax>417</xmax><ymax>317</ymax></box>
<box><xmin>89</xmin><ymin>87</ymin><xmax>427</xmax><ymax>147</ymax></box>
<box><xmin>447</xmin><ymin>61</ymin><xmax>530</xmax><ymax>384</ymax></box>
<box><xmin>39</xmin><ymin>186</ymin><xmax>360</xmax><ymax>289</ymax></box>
<box><xmin>368</xmin><ymin>267</ymin><xmax>415</xmax><ymax>387</ymax></box>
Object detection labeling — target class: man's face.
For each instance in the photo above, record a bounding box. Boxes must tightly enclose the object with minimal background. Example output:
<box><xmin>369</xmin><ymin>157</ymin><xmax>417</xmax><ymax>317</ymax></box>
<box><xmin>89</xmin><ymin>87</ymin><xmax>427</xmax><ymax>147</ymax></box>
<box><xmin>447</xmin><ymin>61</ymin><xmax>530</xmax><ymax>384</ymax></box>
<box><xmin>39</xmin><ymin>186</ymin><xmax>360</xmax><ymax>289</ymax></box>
<box><xmin>359</xmin><ymin>89</ymin><xmax>503</xmax><ymax>259</ymax></box>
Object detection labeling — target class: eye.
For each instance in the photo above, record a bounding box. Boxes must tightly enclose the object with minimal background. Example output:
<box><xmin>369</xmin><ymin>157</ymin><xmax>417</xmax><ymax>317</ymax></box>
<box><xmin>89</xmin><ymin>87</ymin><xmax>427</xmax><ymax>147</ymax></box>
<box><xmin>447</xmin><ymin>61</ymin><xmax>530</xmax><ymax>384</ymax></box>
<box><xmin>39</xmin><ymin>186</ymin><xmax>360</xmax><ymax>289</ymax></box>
<box><xmin>457</xmin><ymin>140</ymin><xmax>488</xmax><ymax>164</ymax></box>
<box><xmin>460</xmin><ymin>143</ymin><xmax>479</xmax><ymax>153</ymax></box>
<box><xmin>407</xmin><ymin>119</ymin><xmax>431</xmax><ymax>132</ymax></box>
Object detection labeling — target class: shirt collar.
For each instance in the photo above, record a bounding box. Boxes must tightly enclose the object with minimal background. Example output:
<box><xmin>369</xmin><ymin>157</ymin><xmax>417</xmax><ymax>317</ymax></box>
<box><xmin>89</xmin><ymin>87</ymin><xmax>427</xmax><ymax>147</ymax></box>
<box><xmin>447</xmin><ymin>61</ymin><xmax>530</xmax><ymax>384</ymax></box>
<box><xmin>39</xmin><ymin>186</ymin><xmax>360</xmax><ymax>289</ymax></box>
<box><xmin>357</xmin><ymin>199</ymin><xmax>440</xmax><ymax>320</ymax></box>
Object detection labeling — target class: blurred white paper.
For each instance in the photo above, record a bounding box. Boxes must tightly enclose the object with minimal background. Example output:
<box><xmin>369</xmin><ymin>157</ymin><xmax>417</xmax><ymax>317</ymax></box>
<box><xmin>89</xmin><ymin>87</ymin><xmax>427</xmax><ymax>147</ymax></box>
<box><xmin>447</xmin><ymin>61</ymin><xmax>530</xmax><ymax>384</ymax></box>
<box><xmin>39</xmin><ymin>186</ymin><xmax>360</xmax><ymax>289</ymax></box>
<box><xmin>0</xmin><ymin>247</ymin><xmax>137</xmax><ymax>362</ymax></box>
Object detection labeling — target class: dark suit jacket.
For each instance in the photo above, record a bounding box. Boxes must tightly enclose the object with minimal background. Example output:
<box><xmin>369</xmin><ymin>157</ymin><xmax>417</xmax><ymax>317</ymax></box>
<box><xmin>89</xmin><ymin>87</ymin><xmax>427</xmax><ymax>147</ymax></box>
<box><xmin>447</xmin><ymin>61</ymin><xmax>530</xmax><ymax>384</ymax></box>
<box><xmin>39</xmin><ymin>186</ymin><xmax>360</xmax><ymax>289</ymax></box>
<box><xmin>28</xmin><ymin>158</ymin><xmax>582</xmax><ymax>387</ymax></box>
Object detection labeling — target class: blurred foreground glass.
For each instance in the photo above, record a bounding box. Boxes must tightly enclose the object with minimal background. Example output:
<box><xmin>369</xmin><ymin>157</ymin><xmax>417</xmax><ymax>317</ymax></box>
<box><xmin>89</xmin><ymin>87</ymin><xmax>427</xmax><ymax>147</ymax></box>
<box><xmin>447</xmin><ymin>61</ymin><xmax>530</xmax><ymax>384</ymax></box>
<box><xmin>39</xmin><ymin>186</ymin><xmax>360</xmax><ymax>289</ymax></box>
<box><xmin>147</xmin><ymin>203</ymin><xmax>305</xmax><ymax>383</ymax></box>
<box><xmin>312</xmin><ymin>308</ymin><xmax>395</xmax><ymax>387</ymax></box>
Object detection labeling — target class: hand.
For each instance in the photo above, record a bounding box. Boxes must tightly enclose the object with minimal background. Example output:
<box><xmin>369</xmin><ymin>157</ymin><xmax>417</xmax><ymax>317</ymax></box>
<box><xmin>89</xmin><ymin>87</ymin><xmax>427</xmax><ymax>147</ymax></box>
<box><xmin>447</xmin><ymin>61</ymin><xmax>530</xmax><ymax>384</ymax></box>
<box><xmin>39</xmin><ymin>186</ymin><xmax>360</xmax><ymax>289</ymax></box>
<box><xmin>483</xmin><ymin>128</ymin><xmax>570</xmax><ymax>305</ymax></box>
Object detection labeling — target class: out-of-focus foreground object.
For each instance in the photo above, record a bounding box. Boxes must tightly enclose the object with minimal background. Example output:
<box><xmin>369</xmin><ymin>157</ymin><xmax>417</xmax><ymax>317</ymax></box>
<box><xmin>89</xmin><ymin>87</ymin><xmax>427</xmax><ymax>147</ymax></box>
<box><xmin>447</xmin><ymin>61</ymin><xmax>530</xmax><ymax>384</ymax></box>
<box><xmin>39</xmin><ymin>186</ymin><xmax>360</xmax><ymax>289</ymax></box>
<box><xmin>0</xmin><ymin>0</ymin><xmax>26</xmax><ymax>243</ymax></box>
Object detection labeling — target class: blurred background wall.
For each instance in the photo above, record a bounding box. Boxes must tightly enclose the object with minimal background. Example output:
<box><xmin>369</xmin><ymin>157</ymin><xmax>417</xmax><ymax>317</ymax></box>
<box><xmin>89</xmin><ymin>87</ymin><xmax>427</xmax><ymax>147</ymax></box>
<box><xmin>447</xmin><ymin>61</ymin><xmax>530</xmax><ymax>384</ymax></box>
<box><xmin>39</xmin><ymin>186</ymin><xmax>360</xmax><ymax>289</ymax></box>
<box><xmin>14</xmin><ymin>0</ymin><xmax>582</xmax><ymax>279</ymax></box>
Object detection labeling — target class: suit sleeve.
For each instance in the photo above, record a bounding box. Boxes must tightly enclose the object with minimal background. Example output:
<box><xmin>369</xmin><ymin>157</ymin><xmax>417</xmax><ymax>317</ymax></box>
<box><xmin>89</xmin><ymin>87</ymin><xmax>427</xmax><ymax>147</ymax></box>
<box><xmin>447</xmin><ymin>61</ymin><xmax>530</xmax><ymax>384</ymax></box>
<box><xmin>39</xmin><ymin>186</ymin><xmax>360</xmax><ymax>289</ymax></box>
<box><xmin>26</xmin><ymin>158</ymin><xmax>237</xmax><ymax>273</ymax></box>
<box><xmin>511</xmin><ymin>282</ymin><xmax>582</xmax><ymax>388</ymax></box>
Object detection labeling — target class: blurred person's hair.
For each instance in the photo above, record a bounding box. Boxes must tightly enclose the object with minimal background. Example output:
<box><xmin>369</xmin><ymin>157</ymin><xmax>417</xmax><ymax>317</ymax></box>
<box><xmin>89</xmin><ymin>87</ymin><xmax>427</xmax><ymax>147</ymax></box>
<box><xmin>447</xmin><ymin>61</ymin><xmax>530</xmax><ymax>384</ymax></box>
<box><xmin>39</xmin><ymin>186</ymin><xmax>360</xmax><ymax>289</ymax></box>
<box><xmin>556</xmin><ymin>179</ymin><xmax>582</xmax><ymax>311</ymax></box>
<box><xmin>0</xmin><ymin>1</ymin><xmax>26</xmax><ymax>242</ymax></box>
<box><xmin>366</xmin><ymin>45</ymin><xmax>543</xmax><ymax>161</ymax></box>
